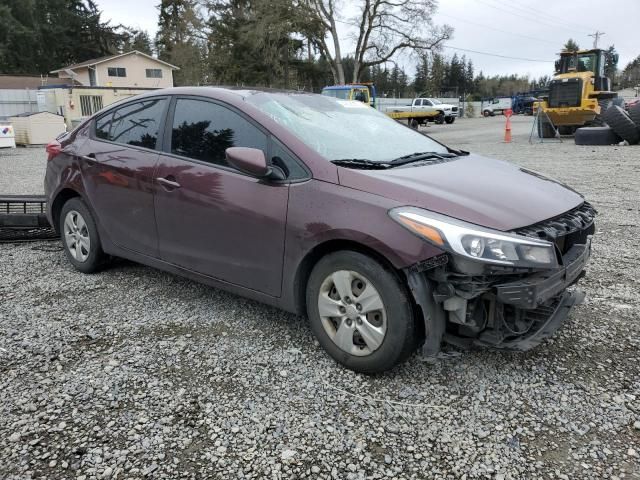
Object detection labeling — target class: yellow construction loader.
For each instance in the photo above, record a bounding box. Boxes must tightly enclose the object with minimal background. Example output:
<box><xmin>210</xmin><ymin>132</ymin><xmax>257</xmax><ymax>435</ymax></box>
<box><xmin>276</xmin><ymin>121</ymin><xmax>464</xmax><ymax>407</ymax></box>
<box><xmin>535</xmin><ymin>48</ymin><xmax>620</xmax><ymax>137</ymax></box>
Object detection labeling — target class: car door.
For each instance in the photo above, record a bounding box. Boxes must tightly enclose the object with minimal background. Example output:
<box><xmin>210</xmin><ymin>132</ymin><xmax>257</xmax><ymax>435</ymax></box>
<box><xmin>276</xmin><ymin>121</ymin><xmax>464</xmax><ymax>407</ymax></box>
<box><xmin>82</xmin><ymin>96</ymin><xmax>169</xmax><ymax>256</ymax></box>
<box><xmin>422</xmin><ymin>99</ymin><xmax>435</xmax><ymax>114</ymax></box>
<box><xmin>154</xmin><ymin>96</ymin><xmax>291</xmax><ymax>297</ymax></box>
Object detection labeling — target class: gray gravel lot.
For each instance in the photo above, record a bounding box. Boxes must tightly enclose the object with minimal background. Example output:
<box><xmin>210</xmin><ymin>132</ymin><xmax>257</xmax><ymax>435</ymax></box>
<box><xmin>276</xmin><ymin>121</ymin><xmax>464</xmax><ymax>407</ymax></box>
<box><xmin>1</xmin><ymin>116</ymin><xmax>639</xmax><ymax>479</ymax></box>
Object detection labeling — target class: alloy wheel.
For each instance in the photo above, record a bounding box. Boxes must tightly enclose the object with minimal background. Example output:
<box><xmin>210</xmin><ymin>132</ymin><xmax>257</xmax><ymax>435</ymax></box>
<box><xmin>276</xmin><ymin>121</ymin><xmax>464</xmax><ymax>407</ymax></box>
<box><xmin>63</xmin><ymin>210</ymin><xmax>91</xmax><ymax>262</ymax></box>
<box><xmin>317</xmin><ymin>270</ymin><xmax>387</xmax><ymax>356</ymax></box>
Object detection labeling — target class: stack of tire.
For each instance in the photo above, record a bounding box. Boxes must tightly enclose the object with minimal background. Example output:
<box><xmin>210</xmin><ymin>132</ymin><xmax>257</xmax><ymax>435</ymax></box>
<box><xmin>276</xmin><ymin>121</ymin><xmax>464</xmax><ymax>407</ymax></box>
<box><xmin>575</xmin><ymin>98</ymin><xmax>640</xmax><ymax>146</ymax></box>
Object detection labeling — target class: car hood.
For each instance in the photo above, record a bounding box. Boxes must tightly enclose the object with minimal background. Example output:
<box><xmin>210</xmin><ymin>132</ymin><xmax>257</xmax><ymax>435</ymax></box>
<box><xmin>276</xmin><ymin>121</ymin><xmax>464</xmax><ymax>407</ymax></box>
<box><xmin>337</xmin><ymin>154</ymin><xmax>584</xmax><ymax>231</ymax></box>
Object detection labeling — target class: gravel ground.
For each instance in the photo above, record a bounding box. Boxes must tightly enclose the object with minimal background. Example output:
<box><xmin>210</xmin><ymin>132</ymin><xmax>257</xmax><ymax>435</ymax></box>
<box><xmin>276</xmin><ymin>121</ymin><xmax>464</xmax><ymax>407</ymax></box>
<box><xmin>1</xmin><ymin>116</ymin><xmax>639</xmax><ymax>479</ymax></box>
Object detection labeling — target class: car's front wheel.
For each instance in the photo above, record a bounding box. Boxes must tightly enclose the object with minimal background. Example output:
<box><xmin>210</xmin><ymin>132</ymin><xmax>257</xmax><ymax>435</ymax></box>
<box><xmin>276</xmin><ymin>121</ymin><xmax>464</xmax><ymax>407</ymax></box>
<box><xmin>60</xmin><ymin>197</ymin><xmax>107</xmax><ymax>273</ymax></box>
<box><xmin>306</xmin><ymin>251</ymin><xmax>417</xmax><ymax>373</ymax></box>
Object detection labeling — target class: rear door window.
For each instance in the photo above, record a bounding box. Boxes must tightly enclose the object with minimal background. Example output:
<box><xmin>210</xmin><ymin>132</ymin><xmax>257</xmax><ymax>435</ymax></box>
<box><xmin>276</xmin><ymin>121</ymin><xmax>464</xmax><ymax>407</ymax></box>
<box><xmin>97</xmin><ymin>97</ymin><xmax>168</xmax><ymax>150</ymax></box>
<box><xmin>170</xmin><ymin>98</ymin><xmax>268</xmax><ymax>167</ymax></box>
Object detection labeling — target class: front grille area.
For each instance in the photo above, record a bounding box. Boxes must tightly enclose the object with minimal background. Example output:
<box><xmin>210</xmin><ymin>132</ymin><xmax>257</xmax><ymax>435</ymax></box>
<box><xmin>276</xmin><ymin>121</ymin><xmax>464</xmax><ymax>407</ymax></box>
<box><xmin>548</xmin><ymin>79</ymin><xmax>582</xmax><ymax>108</ymax></box>
<box><xmin>513</xmin><ymin>202</ymin><xmax>596</xmax><ymax>255</ymax></box>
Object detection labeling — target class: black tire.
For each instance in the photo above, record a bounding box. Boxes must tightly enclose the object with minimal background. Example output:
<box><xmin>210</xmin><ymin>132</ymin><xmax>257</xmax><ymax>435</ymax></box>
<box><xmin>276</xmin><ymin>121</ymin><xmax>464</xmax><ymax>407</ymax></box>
<box><xmin>537</xmin><ymin>116</ymin><xmax>556</xmax><ymax>138</ymax></box>
<box><xmin>574</xmin><ymin>126</ymin><xmax>622</xmax><ymax>145</ymax></box>
<box><xmin>598</xmin><ymin>98</ymin><xmax>613</xmax><ymax>113</ymax></box>
<box><xmin>434</xmin><ymin>112</ymin><xmax>445</xmax><ymax>124</ymax></box>
<box><xmin>603</xmin><ymin>106</ymin><xmax>640</xmax><ymax>144</ymax></box>
<box><xmin>306</xmin><ymin>251</ymin><xmax>417</xmax><ymax>374</ymax></box>
<box><xmin>483</xmin><ymin>110</ymin><xmax>491</xmax><ymax>117</ymax></box>
<box><xmin>59</xmin><ymin>197</ymin><xmax>107</xmax><ymax>273</ymax></box>
<box><xmin>409</xmin><ymin>118</ymin><xmax>419</xmax><ymax>129</ymax></box>
<box><xmin>628</xmin><ymin>102</ymin><xmax>640</xmax><ymax>129</ymax></box>
<box><xmin>445</xmin><ymin>116</ymin><xmax>455</xmax><ymax>124</ymax></box>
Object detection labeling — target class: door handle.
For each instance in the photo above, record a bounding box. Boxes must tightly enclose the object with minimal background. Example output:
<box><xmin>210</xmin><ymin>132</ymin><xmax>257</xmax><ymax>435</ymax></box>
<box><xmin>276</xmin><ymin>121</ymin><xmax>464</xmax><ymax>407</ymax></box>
<box><xmin>156</xmin><ymin>176</ymin><xmax>181</xmax><ymax>190</ymax></box>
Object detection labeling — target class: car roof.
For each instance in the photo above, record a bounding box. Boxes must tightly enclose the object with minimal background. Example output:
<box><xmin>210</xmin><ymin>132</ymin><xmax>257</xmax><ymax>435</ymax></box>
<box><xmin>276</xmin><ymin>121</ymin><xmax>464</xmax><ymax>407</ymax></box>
<box><xmin>107</xmin><ymin>86</ymin><xmax>319</xmax><ymax>107</ymax></box>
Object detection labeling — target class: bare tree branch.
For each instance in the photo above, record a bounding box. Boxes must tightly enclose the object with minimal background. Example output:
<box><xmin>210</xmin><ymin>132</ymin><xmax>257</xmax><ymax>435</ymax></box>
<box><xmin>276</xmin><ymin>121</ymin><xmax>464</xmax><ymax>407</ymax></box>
<box><xmin>306</xmin><ymin>0</ymin><xmax>452</xmax><ymax>83</ymax></box>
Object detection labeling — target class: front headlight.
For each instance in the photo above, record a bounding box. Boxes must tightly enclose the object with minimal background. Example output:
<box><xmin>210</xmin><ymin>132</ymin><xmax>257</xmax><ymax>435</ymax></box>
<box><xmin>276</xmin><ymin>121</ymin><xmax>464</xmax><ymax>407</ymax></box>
<box><xmin>390</xmin><ymin>207</ymin><xmax>558</xmax><ymax>269</ymax></box>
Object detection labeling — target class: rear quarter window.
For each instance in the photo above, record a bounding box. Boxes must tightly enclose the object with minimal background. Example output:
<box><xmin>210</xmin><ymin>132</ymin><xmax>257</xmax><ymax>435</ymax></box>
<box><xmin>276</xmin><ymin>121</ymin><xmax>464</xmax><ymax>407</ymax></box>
<box><xmin>94</xmin><ymin>97</ymin><xmax>168</xmax><ymax>150</ymax></box>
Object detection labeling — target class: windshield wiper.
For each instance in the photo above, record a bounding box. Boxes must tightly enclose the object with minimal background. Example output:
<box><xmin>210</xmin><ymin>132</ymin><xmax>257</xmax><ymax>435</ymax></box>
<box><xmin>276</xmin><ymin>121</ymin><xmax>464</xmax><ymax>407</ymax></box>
<box><xmin>330</xmin><ymin>158</ymin><xmax>391</xmax><ymax>169</ymax></box>
<box><xmin>388</xmin><ymin>151</ymin><xmax>458</xmax><ymax>166</ymax></box>
<box><xmin>331</xmin><ymin>152</ymin><xmax>460</xmax><ymax>170</ymax></box>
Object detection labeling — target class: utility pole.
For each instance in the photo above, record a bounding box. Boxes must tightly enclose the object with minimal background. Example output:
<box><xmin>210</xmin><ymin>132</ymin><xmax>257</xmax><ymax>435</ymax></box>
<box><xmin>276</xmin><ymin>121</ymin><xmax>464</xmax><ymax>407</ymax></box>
<box><xmin>588</xmin><ymin>31</ymin><xmax>605</xmax><ymax>49</ymax></box>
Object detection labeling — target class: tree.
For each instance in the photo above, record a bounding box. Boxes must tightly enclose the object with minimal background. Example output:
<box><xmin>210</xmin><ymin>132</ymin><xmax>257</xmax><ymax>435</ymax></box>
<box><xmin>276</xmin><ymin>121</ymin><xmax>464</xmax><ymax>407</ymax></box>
<box><xmin>604</xmin><ymin>45</ymin><xmax>618</xmax><ymax>83</ymax></box>
<box><xmin>156</xmin><ymin>0</ymin><xmax>206</xmax><ymax>85</ymax></box>
<box><xmin>464</xmin><ymin>94</ymin><xmax>474</xmax><ymax>117</ymax></box>
<box><xmin>563</xmin><ymin>38</ymin><xmax>580</xmax><ymax>52</ymax></box>
<box><xmin>413</xmin><ymin>55</ymin><xmax>429</xmax><ymax>96</ymax></box>
<box><xmin>620</xmin><ymin>55</ymin><xmax>640</xmax><ymax>89</ymax></box>
<box><xmin>0</xmin><ymin>0</ymin><xmax>124</xmax><ymax>74</ymax></box>
<box><xmin>120</xmin><ymin>28</ymin><xmax>154</xmax><ymax>55</ymax></box>
<box><xmin>306</xmin><ymin>0</ymin><xmax>452</xmax><ymax>84</ymax></box>
<box><xmin>464</xmin><ymin>58</ymin><xmax>474</xmax><ymax>94</ymax></box>
<box><xmin>205</xmin><ymin>0</ymin><xmax>319</xmax><ymax>88</ymax></box>
<box><xmin>426</xmin><ymin>51</ymin><xmax>445</xmax><ymax>95</ymax></box>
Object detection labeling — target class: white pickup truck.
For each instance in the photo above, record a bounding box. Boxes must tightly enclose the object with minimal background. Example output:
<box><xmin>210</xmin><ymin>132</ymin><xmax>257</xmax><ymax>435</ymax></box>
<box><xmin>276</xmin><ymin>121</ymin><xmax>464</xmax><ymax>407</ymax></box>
<box><xmin>384</xmin><ymin>98</ymin><xmax>459</xmax><ymax>124</ymax></box>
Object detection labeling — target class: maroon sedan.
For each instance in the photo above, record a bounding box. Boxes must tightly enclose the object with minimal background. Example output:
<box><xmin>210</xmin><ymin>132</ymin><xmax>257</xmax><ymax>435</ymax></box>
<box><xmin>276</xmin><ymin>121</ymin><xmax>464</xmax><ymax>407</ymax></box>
<box><xmin>45</xmin><ymin>87</ymin><xmax>595</xmax><ymax>373</ymax></box>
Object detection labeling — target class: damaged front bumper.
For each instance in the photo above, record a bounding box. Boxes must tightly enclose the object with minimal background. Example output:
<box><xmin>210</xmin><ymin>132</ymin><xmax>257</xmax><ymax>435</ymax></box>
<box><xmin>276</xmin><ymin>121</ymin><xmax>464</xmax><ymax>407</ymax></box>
<box><xmin>406</xmin><ymin>238</ymin><xmax>592</xmax><ymax>355</ymax></box>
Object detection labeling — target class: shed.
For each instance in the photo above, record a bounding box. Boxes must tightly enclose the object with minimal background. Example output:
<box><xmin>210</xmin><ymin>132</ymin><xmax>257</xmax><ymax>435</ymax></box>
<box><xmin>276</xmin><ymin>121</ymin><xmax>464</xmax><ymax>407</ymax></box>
<box><xmin>10</xmin><ymin>112</ymin><xmax>66</xmax><ymax>145</ymax></box>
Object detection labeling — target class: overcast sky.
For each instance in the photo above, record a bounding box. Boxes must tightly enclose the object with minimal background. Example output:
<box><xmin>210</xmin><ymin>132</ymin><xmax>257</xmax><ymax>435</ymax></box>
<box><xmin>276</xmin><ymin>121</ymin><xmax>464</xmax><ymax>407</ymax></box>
<box><xmin>101</xmin><ymin>0</ymin><xmax>639</xmax><ymax>79</ymax></box>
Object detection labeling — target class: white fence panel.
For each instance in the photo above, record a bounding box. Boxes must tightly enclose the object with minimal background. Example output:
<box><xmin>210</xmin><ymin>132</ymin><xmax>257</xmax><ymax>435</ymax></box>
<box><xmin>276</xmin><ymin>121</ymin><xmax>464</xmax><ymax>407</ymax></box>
<box><xmin>0</xmin><ymin>89</ymin><xmax>38</xmax><ymax>118</ymax></box>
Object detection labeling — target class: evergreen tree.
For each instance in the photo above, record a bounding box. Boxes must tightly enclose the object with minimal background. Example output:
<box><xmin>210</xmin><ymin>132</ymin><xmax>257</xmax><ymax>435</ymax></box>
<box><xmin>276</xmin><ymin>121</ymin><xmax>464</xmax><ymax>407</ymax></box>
<box><xmin>604</xmin><ymin>45</ymin><xmax>619</xmax><ymax>83</ymax></box>
<box><xmin>620</xmin><ymin>55</ymin><xmax>640</xmax><ymax>88</ymax></box>
<box><xmin>426</xmin><ymin>52</ymin><xmax>445</xmax><ymax>96</ymax></box>
<box><xmin>156</xmin><ymin>0</ymin><xmax>205</xmax><ymax>85</ymax></box>
<box><xmin>0</xmin><ymin>0</ymin><xmax>124</xmax><ymax>74</ymax></box>
<box><xmin>121</xmin><ymin>29</ymin><xmax>154</xmax><ymax>55</ymax></box>
<box><xmin>464</xmin><ymin>59</ymin><xmax>474</xmax><ymax>94</ymax></box>
<box><xmin>563</xmin><ymin>39</ymin><xmax>580</xmax><ymax>51</ymax></box>
<box><xmin>413</xmin><ymin>55</ymin><xmax>428</xmax><ymax>96</ymax></box>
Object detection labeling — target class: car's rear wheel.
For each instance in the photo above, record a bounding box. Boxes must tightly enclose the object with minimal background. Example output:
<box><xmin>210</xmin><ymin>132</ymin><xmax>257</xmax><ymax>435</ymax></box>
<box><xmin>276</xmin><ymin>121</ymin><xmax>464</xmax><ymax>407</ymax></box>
<box><xmin>306</xmin><ymin>251</ymin><xmax>417</xmax><ymax>373</ymax></box>
<box><xmin>60</xmin><ymin>197</ymin><xmax>107</xmax><ymax>273</ymax></box>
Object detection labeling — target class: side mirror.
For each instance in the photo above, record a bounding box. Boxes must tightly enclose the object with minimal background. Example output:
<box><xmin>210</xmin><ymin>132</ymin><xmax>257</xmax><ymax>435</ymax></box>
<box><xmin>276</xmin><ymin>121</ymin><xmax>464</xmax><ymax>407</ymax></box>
<box><xmin>226</xmin><ymin>147</ymin><xmax>269</xmax><ymax>177</ymax></box>
<box><xmin>225</xmin><ymin>147</ymin><xmax>285</xmax><ymax>180</ymax></box>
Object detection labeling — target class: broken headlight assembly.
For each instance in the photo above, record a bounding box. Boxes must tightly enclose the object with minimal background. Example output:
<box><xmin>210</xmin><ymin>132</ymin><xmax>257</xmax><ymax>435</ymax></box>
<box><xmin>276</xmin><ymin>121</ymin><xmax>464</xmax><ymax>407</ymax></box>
<box><xmin>389</xmin><ymin>207</ymin><xmax>558</xmax><ymax>269</ymax></box>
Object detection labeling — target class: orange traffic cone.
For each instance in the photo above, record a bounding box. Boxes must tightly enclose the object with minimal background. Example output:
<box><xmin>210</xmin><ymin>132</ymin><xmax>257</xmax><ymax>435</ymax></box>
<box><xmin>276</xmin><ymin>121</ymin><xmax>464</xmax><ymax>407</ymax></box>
<box><xmin>504</xmin><ymin>108</ymin><xmax>513</xmax><ymax>143</ymax></box>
